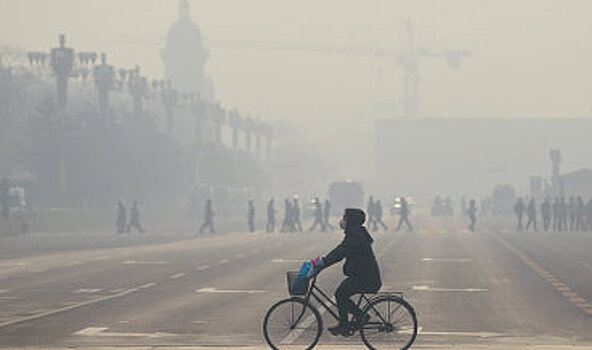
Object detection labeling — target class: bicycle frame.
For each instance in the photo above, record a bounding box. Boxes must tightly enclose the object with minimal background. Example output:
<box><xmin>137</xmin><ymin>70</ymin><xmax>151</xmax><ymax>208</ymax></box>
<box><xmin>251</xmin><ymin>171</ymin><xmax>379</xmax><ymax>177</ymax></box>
<box><xmin>298</xmin><ymin>276</ymin><xmax>407</xmax><ymax>331</ymax></box>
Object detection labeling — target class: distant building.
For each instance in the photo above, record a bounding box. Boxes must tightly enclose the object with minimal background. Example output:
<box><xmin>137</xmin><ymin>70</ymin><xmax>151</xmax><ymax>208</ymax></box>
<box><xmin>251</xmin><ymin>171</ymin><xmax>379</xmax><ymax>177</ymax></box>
<box><xmin>375</xmin><ymin>118</ymin><xmax>592</xmax><ymax>202</ymax></box>
<box><xmin>161</xmin><ymin>0</ymin><xmax>214</xmax><ymax>101</ymax></box>
<box><xmin>562</xmin><ymin>169</ymin><xmax>592</xmax><ymax>199</ymax></box>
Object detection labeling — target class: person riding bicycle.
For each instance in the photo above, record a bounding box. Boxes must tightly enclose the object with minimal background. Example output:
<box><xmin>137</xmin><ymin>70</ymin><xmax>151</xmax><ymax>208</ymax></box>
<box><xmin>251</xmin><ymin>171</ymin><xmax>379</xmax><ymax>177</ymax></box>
<box><xmin>308</xmin><ymin>208</ymin><xmax>382</xmax><ymax>336</ymax></box>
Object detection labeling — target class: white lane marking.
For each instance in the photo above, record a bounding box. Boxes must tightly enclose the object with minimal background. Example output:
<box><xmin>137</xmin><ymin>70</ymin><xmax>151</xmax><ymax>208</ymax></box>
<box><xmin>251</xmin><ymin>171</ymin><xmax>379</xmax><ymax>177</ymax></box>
<box><xmin>234</xmin><ymin>254</ymin><xmax>245</xmax><ymax>258</ymax></box>
<box><xmin>196</xmin><ymin>287</ymin><xmax>268</xmax><ymax>294</ymax></box>
<box><xmin>65</xmin><ymin>260</ymin><xmax>82</xmax><ymax>267</ymax></box>
<box><xmin>74</xmin><ymin>326</ymin><xmax>174</xmax><ymax>338</ymax></box>
<box><xmin>75</xmin><ymin>288</ymin><xmax>103</xmax><ymax>294</ymax></box>
<box><xmin>0</xmin><ymin>282</ymin><xmax>157</xmax><ymax>329</ymax></box>
<box><xmin>0</xmin><ymin>290</ymin><xmax>8</xmax><ymax>294</ymax></box>
<box><xmin>413</xmin><ymin>285</ymin><xmax>488</xmax><ymax>292</ymax></box>
<box><xmin>138</xmin><ymin>282</ymin><xmax>157</xmax><ymax>289</ymax></box>
<box><xmin>271</xmin><ymin>259</ymin><xmax>302</xmax><ymax>263</ymax></box>
<box><xmin>121</xmin><ymin>260</ymin><xmax>169</xmax><ymax>265</ymax></box>
<box><xmin>218</xmin><ymin>259</ymin><xmax>230</xmax><ymax>264</ymax></box>
<box><xmin>192</xmin><ymin>320</ymin><xmax>208</xmax><ymax>324</ymax></box>
<box><xmin>195</xmin><ymin>265</ymin><xmax>210</xmax><ymax>271</ymax></box>
<box><xmin>420</xmin><ymin>329</ymin><xmax>503</xmax><ymax>337</ymax></box>
<box><xmin>422</xmin><ymin>258</ymin><xmax>470</xmax><ymax>262</ymax></box>
<box><xmin>0</xmin><ymin>262</ymin><xmax>28</xmax><ymax>268</ymax></box>
<box><xmin>169</xmin><ymin>273</ymin><xmax>185</xmax><ymax>279</ymax></box>
<box><xmin>95</xmin><ymin>256</ymin><xmax>112</xmax><ymax>261</ymax></box>
<box><xmin>0</xmin><ymin>297</ymin><xmax>22</xmax><ymax>300</ymax></box>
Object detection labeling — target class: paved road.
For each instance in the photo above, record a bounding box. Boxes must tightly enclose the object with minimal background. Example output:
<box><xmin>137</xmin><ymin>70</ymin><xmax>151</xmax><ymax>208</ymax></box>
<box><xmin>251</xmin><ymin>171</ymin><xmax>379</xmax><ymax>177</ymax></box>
<box><xmin>0</xmin><ymin>217</ymin><xmax>591</xmax><ymax>349</ymax></box>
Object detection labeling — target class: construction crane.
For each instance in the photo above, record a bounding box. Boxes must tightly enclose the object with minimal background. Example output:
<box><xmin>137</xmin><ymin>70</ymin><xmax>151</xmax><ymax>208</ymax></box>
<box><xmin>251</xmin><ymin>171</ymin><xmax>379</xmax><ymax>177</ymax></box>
<box><xmin>396</xmin><ymin>19</ymin><xmax>470</xmax><ymax>118</ymax></box>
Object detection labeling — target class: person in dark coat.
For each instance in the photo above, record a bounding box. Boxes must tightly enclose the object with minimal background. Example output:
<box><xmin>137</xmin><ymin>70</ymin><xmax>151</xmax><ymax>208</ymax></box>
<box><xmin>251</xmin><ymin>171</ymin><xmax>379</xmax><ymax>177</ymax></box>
<box><xmin>266</xmin><ymin>198</ymin><xmax>276</xmax><ymax>233</ymax></box>
<box><xmin>126</xmin><ymin>200</ymin><xmax>143</xmax><ymax>233</ymax></box>
<box><xmin>541</xmin><ymin>198</ymin><xmax>551</xmax><ymax>231</ymax></box>
<box><xmin>525</xmin><ymin>198</ymin><xmax>537</xmax><ymax>231</ymax></box>
<box><xmin>199</xmin><ymin>199</ymin><xmax>215</xmax><ymax>234</ymax></box>
<box><xmin>323</xmin><ymin>199</ymin><xmax>334</xmax><ymax>231</ymax></box>
<box><xmin>309</xmin><ymin>208</ymin><xmax>381</xmax><ymax>336</ymax></box>
<box><xmin>514</xmin><ymin>198</ymin><xmax>525</xmax><ymax>231</ymax></box>
<box><xmin>309</xmin><ymin>197</ymin><xmax>324</xmax><ymax>231</ymax></box>
<box><xmin>247</xmin><ymin>200</ymin><xmax>256</xmax><ymax>232</ymax></box>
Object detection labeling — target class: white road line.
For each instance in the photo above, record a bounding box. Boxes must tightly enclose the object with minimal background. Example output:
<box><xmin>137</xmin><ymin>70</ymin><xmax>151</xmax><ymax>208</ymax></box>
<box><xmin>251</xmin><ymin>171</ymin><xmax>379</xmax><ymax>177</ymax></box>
<box><xmin>420</xmin><ymin>330</ymin><xmax>504</xmax><ymax>337</ymax></box>
<box><xmin>0</xmin><ymin>282</ymin><xmax>157</xmax><ymax>329</ymax></box>
<box><xmin>74</xmin><ymin>288</ymin><xmax>103</xmax><ymax>294</ymax></box>
<box><xmin>218</xmin><ymin>259</ymin><xmax>230</xmax><ymax>264</ymax></box>
<box><xmin>0</xmin><ymin>262</ymin><xmax>28</xmax><ymax>268</ymax></box>
<box><xmin>195</xmin><ymin>265</ymin><xmax>210</xmax><ymax>271</ymax></box>
<box><xmin>0</xmin><ymin>289</ymin><xmax>8</xmax><ymax>294</ymax></box>
<box><xmin>74</xmin><ymin>326</ymin><xmax>174</xmax><ymax>338</ymax></box>
<box><xmin>422</xmin><ymin>258</ymin><xmax>470</xmax><ymax>262</ymax></box>
<box><xmin>138</xmin><ymin>282</ymin><xmax>157</xmax><ymax>289</ymax></box>
<box><xmin>413</xmin><ymin>285</ymin><xmax>488</xmax><ymax>292</ymax></box>
<box><xmin>121</xmin><ymin>260</ymin><xmax>169</xmax><ymax>265</ymax></box>
<box><xmin>169</xmin><ymin>273</ymin><xmax>185</xmax><ymax>279</ymax></box>
<box><xmin>196</xmin><ymin>287</ymin><xmax>268</xmax><ymax>294</ymax></box>
<box><xmin>234</xmin><ymin>254</ymin><xmax>245</xmax><ymax>258</ymax></box>
<box><xmin>271</xmin><ymin>259</ymin><xmax>302</xmax><ymax>263</ymax></box>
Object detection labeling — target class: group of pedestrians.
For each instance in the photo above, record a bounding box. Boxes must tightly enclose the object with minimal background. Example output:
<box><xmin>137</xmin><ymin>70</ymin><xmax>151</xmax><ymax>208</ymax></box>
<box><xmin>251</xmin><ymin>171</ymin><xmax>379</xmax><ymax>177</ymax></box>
<box><xmin>116</xmin><ymin>200</ymin><xmax>143</xmax><ymax>234</ymax></box>
<box><xmin>366</xmin><ymin>196</ymin><xmax>389</xmax><ymax>231</ymax></box>
<box><xmin>514</xmin><ymin>196</ymin><xmax>592</xmax><ymax>232</ymax></box>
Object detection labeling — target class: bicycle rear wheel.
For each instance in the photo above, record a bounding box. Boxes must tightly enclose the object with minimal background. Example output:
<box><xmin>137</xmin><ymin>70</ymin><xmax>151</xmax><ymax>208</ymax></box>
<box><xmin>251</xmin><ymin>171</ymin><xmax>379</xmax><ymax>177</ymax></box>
<box><xmin>263</xmin><ymin>297</ymin><xmax>323</xmax><ymax>350</ymax></box>
<box><xmin>360</xmin><ymin>295</ymin><xmax>417</xmax><ymax>350</ymax></box>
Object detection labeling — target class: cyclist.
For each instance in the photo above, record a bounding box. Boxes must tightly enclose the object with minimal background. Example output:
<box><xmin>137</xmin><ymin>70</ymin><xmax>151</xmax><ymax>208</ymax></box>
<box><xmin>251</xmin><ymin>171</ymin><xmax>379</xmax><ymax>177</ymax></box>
<box><xmin>308</xmin><ymin>208</ymin><xmax>382</xmax><ymax>336</ymax></box>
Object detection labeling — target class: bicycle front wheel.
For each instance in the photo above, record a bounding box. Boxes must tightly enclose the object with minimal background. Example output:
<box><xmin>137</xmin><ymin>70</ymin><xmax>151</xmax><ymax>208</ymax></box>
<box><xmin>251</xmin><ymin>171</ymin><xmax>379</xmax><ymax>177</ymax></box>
<box><xmin>360</xmin><ymin>295</ymin><xmax>417</xmax><ymax>350</ymax></box>
<box><xmin>263</xmin><ymin>297</ymin><xmax>323</xmax><ymax>350</ymax></box>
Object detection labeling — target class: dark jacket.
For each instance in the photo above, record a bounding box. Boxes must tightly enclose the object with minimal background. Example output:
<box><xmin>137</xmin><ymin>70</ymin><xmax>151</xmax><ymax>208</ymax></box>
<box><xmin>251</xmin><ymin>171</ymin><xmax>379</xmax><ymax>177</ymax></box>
<box><xmin>324</xmin><ymin>226</ymin><xmax>381</xmax><ymax>287</ymax></box>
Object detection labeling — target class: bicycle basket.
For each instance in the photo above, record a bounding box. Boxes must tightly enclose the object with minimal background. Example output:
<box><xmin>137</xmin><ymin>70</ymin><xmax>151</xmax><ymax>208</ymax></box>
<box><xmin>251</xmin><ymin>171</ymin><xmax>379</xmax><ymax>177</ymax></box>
<box><xmin>287</xmin><ymin>271</ymin><xmax>309</xmax><ymax>296</ymax></box>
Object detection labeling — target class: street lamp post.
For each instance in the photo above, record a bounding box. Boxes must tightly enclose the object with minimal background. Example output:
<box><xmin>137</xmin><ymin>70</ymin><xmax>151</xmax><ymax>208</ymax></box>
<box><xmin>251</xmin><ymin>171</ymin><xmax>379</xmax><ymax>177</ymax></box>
<box><xmin>49</xmin><ymin>34</ymin><xmax>75</xmax><ymax>110</ymax></box>
<box><xmin>128</xmin><ymin>66</ymin><xmax>147</xmax><ymax>117</ymax></box>
<box><xmin>161</xmin><ymin>79</ymin><xmax>178</xmax><ymax>132</ymax></box>
<box><xmin>93</xmin><ymin>53</ymin><xmax>114</xmax><ymax>116</ymax></box>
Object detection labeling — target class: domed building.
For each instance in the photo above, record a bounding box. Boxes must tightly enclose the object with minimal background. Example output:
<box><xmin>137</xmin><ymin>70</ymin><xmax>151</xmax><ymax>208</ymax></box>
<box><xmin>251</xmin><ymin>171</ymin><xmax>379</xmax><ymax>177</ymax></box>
<box><xmin>161</xmin><ymin>0</ymin><xmax>214</xmax><ymax>101</ymax></box>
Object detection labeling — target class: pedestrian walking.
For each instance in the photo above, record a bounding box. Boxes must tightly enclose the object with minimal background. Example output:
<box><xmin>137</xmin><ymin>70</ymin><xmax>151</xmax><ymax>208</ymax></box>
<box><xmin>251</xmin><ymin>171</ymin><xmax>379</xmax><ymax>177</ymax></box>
<box><xmin>367</xmin><ymin>196</ymin><xmax>376</xmax><ymax>231</ymax></box>
<box><xmin>199</xmin><ymin>199</ymin><xmax>215</xmax><ymax>234</ymax></box>
<box><xmin>126</xmin><ymin>200</ymin><xmax>143</xmax><ymax>233</ymax></box>
<box><xmin>541</xmin><ymin>198</ymin><xmax>551</xmax><ymax>231</ymax></box>
<box><xmin>266</xmin><ymin>198</ymin><xmax>276</xmax><ymax>233</ymax></box>
<box><xmin>374</xmin><ymin>199</ymin><xmax>388</xmax><ymax>231</ymax></box>
<box><xmin>292</xmin><ymin>197</ymin><xmax>303</xmax><ymax>232</ymax></box>
<box><xmin>514</xmin><ymin>198</ymin><xmax>525</xmax><ymax>231</ymax></box>
<box><xmin>116</xmin><ymin>201</ymin><xmax>127</xmax><ymax>234</ymax></box>
<box><xmin>247</xmin><ymin>200</ymin><xmax>256</xmax><ymax>233</ymax></box>
<box><xmin>309</xmin><ymin>197</ymin><xmax>325</xmax><ymax>231</ymax></box>
<box><xmin>396</xmin><ymin>197</ymin><xmax>413</xmax><ymax>231</ymax></box>
<box><xmin>281</xmin><ymin>198</ymin><xmax>293</xmax><ymax>233</ymax></box>
<box><xmin>552</xmin><ymin>197</ymin><xmax>561</xmax><ymax>231</ymax></box>
<box><xmin>525</xmin><ymin>198</ymin><xmax>537</xmax><ymax>231</ymax></box>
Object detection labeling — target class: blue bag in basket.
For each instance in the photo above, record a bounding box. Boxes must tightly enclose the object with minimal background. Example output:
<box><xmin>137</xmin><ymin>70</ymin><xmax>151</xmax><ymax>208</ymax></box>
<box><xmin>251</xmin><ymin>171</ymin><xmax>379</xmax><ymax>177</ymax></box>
<box><xmin>289</xmin><ymin>261</ymin><xmax>311</xmax><ymax>295</ymax></box>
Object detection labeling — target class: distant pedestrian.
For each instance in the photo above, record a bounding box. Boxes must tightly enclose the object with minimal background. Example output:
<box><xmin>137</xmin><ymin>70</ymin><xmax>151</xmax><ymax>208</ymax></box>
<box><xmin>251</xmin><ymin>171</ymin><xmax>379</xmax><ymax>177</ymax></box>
<box><xmin>199</xmin><ymin>199</ymin><xmax>215</xmax><ymax>234</ymax></box>
<box><xmin>575</xmin><ymin>196</ymin><xmax>585</xmax><ymax>231</ymax></box>
<box><xmin>281</xmin><ymin>199</ymin><xmax>293</xmax><ymax>233</ymax></box>
<box><xmin>514</xmin><ymin>198</ymin><xmax>525</xmax><ymax>231</ymax></box>
<box><xmin>541</xmin><ymin>198</ymin><xmax>551</xmax><ymax>231</ymax></box>
<box><xmin>586</xmin><ymin>199</ymin><xmax>592</xmax><ymax>231</ymax></box>
<box><xmin>374</xmin><ymin>199</ymin><xmax>388</xmax><ymax>231</ymax></box>
<box><xmin>309</xmin><ymin>197</ymin><xmax>324</xmax><ymax>231</ymax></box>
<box><xmin>552</xmin><ymin>197</ymin><xmax>561</xmax><ymax>231</ymax></box>
<box><xmin>466</xmin><ymin>199</ymin><xmax>477</xmax><ymax>232</ymax></box>
<box><xmin>323</xmin><ymin>199</ymin><xmax>334</xmax><ymax>231</ymax></box>
<box><xmin>396</xmin><ymin>197</ymin><xmax>413</xmax><ymax>231</ymax></box>
<box><xmin>568</xmin><ymin>197</ymin><xmax>577</xmax><ymax>231</ymax></box>
<box><xmin>525</xmin><ymin>198</ymin><xmax>537</xmax><ymax>231</ymax></box>
<box><xmin>559</xmin><ymin>197</ymin><xmax>568</xmax><ymax>231</ymax></box>
<box><xmin>116</xmin><ymin>201</ymin><xmax>127</xmax><ymax>234</ymax></box>
<box><xmin>247</xmin><ymin>200</ymin><xmax>256</xmax><ymax>233</ymax></box>
<box><xmin>292</xmin><ymin>197</ymin><xmax>303</xmax><ymax>232</ymax></box>
<box><xmin>126</xmin><ymin>200</ymin><xmax>143</xmax><ymax>233</ymax></box>
<box><xmin>266</xmin><ymin>198</ymin><xmax>276</xmax><ymax>233</ymax></box>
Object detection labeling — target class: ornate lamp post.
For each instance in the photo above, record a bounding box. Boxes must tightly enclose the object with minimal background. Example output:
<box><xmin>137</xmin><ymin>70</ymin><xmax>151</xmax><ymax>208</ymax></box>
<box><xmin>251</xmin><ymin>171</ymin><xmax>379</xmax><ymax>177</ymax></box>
<box><xmin>161</xmin><ymin>79</ymin><xmax>178</xmax><ymax>132</ymax></box>
<box><xmin>49</xmin><ymin>34</ymin><xmax>75</xmax><ymax>109</ymax></box>
<box><xmin>127</xmin><ymin>66</ymin><xmax>147</xmax><ymax>117</ymax></box>
<box><xmin>93</xmin><ymin>53</ymin><xmax>114</xmax><ymax>115</ymax></box>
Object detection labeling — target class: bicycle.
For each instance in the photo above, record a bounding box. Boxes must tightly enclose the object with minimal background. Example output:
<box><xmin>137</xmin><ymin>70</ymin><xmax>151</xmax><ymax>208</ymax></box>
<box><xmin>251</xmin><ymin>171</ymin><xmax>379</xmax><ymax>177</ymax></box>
<box><xmin>263</xmin><ymin>271</ymin><xmax>418</xmax><ymax>349</ymax></box>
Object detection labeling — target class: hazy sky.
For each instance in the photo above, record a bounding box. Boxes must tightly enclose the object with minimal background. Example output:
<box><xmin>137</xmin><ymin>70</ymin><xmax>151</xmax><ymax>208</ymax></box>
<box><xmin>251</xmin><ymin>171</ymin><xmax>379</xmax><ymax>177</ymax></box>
<box><xmin>1</xmin><ymin>0</ymin><xmax>592</xmax><ymax>179</ymax></box>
